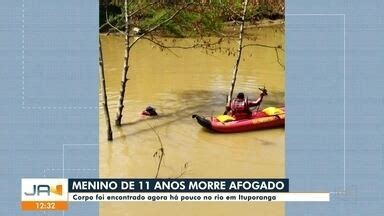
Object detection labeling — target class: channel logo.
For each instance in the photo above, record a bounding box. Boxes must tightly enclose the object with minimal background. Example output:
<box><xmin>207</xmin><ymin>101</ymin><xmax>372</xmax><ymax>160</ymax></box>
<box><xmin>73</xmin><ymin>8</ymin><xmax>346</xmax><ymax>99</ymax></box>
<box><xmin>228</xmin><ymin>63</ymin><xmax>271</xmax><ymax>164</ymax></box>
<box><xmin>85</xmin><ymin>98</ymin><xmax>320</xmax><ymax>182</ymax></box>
<box><xmin>24</xmin><ymin>184</ymin><xmax>63</xmax><ymax>196</ymax></box>
<box><xmin>21</xmin><ymin>178</ymin><xmax>68</xmax><ymax>211</ymax></box>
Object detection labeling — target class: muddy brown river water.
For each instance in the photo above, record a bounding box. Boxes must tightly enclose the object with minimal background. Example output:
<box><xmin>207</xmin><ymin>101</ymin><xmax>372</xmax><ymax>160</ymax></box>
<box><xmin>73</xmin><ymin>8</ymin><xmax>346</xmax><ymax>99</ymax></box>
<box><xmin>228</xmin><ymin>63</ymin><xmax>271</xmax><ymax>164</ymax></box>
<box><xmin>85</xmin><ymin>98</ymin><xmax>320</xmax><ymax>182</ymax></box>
<box><xmin>100</xmin><ymin>25</ymin><xmax>285</xmax><ymax>216</ymax></box>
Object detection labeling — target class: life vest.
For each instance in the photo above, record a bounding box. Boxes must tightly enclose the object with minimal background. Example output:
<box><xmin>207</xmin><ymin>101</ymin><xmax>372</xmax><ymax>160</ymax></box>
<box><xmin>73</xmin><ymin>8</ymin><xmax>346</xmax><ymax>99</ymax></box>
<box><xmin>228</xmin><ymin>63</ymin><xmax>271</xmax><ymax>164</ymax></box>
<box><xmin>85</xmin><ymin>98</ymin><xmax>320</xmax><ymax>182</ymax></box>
<box><xmin>230</xmin><ymin>98</ymin><xmax>251</xmax><ymax>119</ymax></box>
<box><xmin>230</xmin><ymin>98</ymin><xmax>248</xmax><ymax>112</ymax></box>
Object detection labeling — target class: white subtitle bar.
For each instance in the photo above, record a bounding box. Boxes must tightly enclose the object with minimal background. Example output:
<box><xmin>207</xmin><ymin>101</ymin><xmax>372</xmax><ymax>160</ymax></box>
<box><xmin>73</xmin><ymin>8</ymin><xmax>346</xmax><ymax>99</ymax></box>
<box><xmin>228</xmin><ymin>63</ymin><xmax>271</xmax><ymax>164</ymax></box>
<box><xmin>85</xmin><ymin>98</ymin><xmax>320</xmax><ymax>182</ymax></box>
<box><xmin>68</xmin><ymin>192</ymin><xmax>330</xmax><ymax>202</ymax></box>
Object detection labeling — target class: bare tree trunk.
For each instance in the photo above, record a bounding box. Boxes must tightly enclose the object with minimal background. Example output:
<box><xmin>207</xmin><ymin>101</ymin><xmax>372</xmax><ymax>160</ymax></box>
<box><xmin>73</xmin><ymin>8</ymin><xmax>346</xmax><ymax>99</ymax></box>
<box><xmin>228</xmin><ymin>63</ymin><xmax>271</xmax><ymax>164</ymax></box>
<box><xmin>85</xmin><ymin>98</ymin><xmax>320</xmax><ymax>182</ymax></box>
<box><xmin>226</xmin><ymin>0</ymin><xmax>249</xmax><ymax>106</ymax></box>
<box><xmin>115</xmin><ymin>0</ymin><xmax>130</xmax><ymax>126</ymax></box>
<box><xmin>99</xmin><ymin>37</ymin><xmax>113</xmax><ymax>141</ymax></box>
<box><xmin>113</xmin><ymin>2</ymin><xmax>190</xmax><ymax>126</ymax></box>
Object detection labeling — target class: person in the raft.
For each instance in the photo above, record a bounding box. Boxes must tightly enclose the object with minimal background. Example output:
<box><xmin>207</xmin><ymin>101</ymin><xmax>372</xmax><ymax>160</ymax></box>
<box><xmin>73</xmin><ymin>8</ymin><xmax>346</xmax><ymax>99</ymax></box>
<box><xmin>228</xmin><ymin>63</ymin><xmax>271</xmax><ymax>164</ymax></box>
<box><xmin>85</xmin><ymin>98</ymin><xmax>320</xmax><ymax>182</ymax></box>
<box><xmin>225</xmin><ymin>89</ymin><xmax>268</xmax><ymax>120</ymax></box>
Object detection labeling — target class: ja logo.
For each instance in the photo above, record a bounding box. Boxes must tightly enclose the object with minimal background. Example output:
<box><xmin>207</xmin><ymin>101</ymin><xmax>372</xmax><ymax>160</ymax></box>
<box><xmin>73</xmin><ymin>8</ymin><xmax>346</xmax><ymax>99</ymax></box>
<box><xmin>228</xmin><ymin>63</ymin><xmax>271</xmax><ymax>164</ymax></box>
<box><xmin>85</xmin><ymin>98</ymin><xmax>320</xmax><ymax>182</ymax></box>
<box><xmin>24</xmin><ymin>184</ymin><xmax>63</xmax><ymax>196</ymax></box>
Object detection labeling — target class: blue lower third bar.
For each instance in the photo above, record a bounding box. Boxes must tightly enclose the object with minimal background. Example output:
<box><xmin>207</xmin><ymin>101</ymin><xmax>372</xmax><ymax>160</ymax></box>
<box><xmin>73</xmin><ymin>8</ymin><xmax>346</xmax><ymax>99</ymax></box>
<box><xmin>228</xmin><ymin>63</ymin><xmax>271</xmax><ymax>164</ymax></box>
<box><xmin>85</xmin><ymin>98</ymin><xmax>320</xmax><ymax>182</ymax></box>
<box><xmin>68</xmin><ymin>178</ymin><xmax>289</xmax><ymax>193</ymax></box>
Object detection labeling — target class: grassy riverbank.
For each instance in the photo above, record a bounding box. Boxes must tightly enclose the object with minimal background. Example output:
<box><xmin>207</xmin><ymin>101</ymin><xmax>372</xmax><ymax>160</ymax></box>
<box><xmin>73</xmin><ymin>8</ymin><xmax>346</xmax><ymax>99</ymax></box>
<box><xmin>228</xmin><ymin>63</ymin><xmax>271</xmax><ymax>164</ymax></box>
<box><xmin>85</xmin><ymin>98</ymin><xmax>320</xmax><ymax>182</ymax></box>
<box><xmin>99</xmin><ymin>0</ymin><xmax>284</xmax><ymax>37</ymax></box>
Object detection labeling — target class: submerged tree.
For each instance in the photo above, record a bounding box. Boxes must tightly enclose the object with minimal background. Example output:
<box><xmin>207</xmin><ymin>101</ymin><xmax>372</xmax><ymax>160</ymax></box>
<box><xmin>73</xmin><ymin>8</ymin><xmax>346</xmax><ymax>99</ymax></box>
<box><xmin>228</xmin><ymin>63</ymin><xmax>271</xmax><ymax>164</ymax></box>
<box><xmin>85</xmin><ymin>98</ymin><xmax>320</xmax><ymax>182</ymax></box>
<box><xmin>226</xmin><ymin>0</ymin><xmax>249</xmax><ymax>106</ymax></box>
<box><xmin>114</xmin><ymin>0</ymin><xmax>192</xmax><ymax>126</ymax></box>
<box><xmin>225</xmin><ymin>0</ymin><xmax>284</xmax><ymax>108</ymax></box>
<box><xmin>99</xmin><ymin>37</ymin><xmax>113</xmax><ymax>141</ymax></box>
<box><xmin>115</xmin><ymin>0</ymin><xmax>131</xmax><ymax>126</ymax></box>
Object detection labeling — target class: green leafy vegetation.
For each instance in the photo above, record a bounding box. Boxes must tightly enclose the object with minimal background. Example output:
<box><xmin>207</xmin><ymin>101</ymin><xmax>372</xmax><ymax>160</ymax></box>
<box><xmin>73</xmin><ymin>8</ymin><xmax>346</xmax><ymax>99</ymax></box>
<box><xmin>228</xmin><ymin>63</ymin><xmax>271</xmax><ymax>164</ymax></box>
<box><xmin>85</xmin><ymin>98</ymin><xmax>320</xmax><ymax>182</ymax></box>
<box><xmin>99</xmin><ymin>0</ymin><xmax>284</xmax><ymax>37</ymax></box>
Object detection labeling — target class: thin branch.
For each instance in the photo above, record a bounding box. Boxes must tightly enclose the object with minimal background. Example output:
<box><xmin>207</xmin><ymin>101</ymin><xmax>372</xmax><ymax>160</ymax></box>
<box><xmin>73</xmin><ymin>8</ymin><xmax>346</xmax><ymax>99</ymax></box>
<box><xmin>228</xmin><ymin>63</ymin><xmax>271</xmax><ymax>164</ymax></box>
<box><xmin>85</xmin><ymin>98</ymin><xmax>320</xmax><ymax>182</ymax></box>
<box><xmin>144</xmin><ymin>36</ymin><xmax>232</xmax><ymax>57</ymax></box>
<box><xmin>127</xmin><ymin>0</ymin><xmax>135</xmax><ymax>7</ymax></box>
<box><xmin>128</xmin><ymin>2</ymin><xmax>157</xmax><ymax>18</ymax></box>
<box><xmin>100</xmin><ymin>6</ymin><xmax>125</xmax><ymax>35</ymax></box>
<box><xmin>142</xmin><ymin>35</ymin><xmax>285</xmax><ymax>68</ymax></box>
<box><xmin>242</xmin><ymin>43</ymin><xmax>285</xmax><ymax>68</ymax></box>
<box><xmin>212</xmin><ymin>29</ymin><xmax>239</xmax><ymax>38</ymax></box>
<box><xmin>105</xmin><ymin>7</ymin><xmax>125</xmax><ymax>35</ymax></box>
<box><xmin>129</xmin><ymin>3</ymin><xmax>192</xmax><ymax>49</ymax></box>
<box><xmin>142</xmin><ymin>36</ymin><xmax>180</xmax><ymax>57</ymax></box>
<box><xmin>173</xmin><ymin>162</ymin><xmax>189</xmax><ymax>179</ymax></box>
<box><xmin>106</xmin><ymin>22</ymin><xmax>126</xmax><ymax>35</ymax></box>
<box><xmin>274</xmin><ymin>47</ymin><xmax>285</xmax><ymax>69</ymax></box>
<box><xmin>143</xmin><ymin>36</ymin><xmax>224</xmax><ymax>51</ymax></box>
<box><xmin>155</xmin><ymin>148</ymin><xmax>165</xmax><ymax>178</ymax></box>
<box><xmin>227</xmin><ymin>6</ymin><xmax>243</xmax><ymax>20</ymax></box>
<box><xmin>99</xmin><ymin>22</ymin><xmax>109</xmax><ymax>30</ymax></box>
<box><xmin>242</xmin><ymin>43</ymin><xmax>284</xmax><ymax>51</ymax></box>
<box><xmin>147</xmin><ymin>122</ymin><xmax>165</xmax><ymax>178</ymax></box>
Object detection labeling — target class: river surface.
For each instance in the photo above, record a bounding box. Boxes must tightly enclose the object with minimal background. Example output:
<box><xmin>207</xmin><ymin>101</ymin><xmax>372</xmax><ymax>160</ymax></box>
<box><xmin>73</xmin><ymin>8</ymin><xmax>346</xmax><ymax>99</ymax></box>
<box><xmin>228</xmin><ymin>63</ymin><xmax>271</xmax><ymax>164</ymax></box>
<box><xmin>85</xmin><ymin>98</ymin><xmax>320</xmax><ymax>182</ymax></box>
<box><xmin>100</xmin><ymin>25</ymin><xmax>285</xmax><ymax>216</ymax></box>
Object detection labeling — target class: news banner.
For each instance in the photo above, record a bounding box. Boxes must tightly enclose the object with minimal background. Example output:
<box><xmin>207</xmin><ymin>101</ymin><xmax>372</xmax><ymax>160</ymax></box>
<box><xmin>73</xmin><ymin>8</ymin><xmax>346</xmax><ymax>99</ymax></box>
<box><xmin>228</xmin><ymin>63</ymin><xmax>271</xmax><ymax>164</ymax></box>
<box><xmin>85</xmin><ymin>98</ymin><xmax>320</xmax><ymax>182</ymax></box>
<box><xmin>21</xmin><ymin>178</ymin><xmax>329</xmax><ymax>211</ymax></box>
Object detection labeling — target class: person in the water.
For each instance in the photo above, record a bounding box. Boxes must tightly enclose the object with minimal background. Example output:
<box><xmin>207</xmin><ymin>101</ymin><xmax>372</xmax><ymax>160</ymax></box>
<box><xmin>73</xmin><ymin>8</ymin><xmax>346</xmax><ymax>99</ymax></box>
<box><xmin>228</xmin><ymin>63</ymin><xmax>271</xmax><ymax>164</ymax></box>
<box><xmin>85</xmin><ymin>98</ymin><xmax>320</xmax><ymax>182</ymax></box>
<box><xmin>142</xmin><ymin>106</ymin><xmax>158</xmax><ymax>116</ymax></box>
<box><xmin>225</xmin><ymin>89</ymin><xmax>268</xmax><ymax>119</ymax></box>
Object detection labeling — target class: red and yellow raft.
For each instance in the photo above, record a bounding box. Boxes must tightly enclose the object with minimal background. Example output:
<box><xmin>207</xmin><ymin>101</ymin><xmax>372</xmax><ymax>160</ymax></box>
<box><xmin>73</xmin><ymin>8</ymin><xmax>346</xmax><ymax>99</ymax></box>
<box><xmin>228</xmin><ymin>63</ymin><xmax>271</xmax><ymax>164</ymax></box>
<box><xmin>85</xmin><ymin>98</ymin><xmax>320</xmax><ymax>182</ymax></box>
<box><xmin>192</xmin><ymin>107</ymin><xmax>285</xmax><ymax>133</ymax></box>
